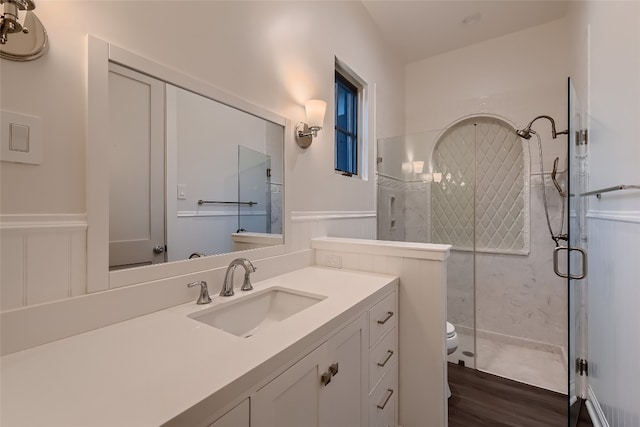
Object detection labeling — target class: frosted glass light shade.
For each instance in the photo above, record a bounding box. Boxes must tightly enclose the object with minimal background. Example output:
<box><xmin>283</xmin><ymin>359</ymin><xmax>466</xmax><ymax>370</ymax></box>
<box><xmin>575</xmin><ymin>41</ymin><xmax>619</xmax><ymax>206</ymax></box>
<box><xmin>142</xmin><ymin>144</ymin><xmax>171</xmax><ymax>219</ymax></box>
<box><xmin>305</xmin><ymin>100</ymin><xmax>326</xmax><ymax>129</ymax></box>
<box><xmin>413</xmin><ymin>161</ymin><xmax>424</xmax><ymax>174</ymax></box>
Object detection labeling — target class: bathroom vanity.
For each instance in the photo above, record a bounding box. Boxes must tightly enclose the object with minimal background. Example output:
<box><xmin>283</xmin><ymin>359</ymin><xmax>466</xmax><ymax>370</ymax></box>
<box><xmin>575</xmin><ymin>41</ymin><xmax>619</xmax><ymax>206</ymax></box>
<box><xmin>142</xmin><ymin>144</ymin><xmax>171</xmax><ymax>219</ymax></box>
<box><xmin>0</xmin><ymin>267</ymin><xmax>398</xmax><ymax>427</ymax></box>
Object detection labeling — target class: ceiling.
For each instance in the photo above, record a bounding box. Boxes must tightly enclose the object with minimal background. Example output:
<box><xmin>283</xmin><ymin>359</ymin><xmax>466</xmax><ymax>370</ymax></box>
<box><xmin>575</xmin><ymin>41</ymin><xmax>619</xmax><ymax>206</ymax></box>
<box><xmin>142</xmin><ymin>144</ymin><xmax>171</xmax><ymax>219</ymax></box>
<box><xmin>361</xmin><ymin>1</ymin><xmax>569</xmax><ymax>64</ymax></box>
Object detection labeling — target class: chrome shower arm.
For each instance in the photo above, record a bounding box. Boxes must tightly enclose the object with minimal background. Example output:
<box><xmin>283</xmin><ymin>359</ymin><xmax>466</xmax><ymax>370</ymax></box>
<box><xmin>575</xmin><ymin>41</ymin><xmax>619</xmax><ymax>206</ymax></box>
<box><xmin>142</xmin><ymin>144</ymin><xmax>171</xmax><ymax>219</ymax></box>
<box><xmin>522</xmin><ymin>115</ymin><xmax>568</xmax><ymax>139</ymax></box>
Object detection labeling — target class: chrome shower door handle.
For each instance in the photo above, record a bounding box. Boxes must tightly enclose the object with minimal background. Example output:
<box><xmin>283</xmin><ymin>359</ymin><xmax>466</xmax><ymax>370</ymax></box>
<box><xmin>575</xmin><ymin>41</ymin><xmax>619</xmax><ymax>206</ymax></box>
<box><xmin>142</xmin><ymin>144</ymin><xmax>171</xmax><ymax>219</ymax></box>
<box><xmin>553</xmin><ymin>246</ymin><xmax>587</xmax><ymax>280</ymax></box>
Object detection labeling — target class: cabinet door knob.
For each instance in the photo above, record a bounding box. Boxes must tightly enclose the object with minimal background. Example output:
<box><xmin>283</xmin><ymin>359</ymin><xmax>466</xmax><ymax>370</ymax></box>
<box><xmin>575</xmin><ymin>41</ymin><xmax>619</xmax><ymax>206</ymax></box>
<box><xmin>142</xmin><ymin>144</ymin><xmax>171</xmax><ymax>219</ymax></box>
<box><xmin>328</xmin><ymin>362</ymin><xmax>339</xmax><ymax>377</ymax></box>
<box><xmin>377</xmin><ymin>311</ymin><xmax>394</xmax><ymax>325</ymax></box>
<box><xmin>377</xmin><ymin>388</ymin><xmax>394</xmax><ymax>410</ymax></box>
<box><xmin>321</xmin><ymin>372</ymin><xmax>332</xmax><ymax>386</ymax></box>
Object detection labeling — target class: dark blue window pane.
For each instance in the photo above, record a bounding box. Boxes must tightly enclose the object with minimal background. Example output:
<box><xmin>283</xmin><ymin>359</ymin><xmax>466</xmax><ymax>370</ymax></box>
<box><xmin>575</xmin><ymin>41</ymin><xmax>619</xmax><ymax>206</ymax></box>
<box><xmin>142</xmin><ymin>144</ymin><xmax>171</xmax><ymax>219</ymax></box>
<box><xmin>336</xmin><ymin>84</ymin><xmax>349</xmax><ymax>130</ymax></box>
<box><xmin>335</xmin><ymin>71</ymin><xmax>358</xmax><ymax>175</ymax></box>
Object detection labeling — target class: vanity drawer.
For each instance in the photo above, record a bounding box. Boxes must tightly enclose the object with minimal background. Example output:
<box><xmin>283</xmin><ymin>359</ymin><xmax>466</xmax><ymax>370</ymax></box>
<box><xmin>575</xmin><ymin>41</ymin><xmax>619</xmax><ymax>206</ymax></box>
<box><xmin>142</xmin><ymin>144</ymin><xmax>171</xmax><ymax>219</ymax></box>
<box><xmin>369</xmin><ymin>364</ymin><xmax>397</xmax><ymax>427</ymax></box>
<box><xmin>369</xmin><ymin>291</ymin><xmax>396</xmax><ymax>347</ymax></box>
<box><xmin>369</xmin><ymin>327</ymin><xmax>397</xmax><ymax>392</ymax></box>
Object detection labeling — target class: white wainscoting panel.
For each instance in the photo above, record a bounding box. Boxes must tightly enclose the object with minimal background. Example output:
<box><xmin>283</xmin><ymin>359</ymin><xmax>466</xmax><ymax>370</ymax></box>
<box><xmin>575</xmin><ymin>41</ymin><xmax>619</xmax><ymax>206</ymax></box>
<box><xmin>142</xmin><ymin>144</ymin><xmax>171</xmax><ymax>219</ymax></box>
<box><xmin>0</xmin><ymin>215</ymin><xmax>87</xmax><ymax>311</ymax></box>
<box><xmin>290</xmin><ymin>211</ymin><xmax>377</xmax><ymax>251</ymax></box>
<box><xmin>586</xmin><ymin>211</ymin><xmax>640</xmax><ymax>427</ymax></box>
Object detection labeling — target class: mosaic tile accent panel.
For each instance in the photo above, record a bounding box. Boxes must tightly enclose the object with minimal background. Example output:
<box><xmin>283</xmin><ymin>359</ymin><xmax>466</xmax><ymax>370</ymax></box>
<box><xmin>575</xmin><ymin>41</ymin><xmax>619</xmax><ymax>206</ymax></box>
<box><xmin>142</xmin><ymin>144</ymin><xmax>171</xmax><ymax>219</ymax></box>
<box><xmin>431</xmin><ymin>117</ymin><xmax>529</xmax><ymax>254</ymax></box>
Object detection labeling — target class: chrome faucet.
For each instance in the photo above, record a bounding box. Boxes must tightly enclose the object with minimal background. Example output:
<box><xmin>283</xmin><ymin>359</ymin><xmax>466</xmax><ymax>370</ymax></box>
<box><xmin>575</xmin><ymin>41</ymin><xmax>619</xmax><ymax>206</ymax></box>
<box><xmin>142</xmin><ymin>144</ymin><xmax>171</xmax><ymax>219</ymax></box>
<box><xmin>220</xmin><ymin>258</ymin><xmax>257</xmax><ymax>297</ymax></box>
<box><xmin>187</xmin><ymin>280</ymin><xmax>212</xmax><ymax>304</ymax></box>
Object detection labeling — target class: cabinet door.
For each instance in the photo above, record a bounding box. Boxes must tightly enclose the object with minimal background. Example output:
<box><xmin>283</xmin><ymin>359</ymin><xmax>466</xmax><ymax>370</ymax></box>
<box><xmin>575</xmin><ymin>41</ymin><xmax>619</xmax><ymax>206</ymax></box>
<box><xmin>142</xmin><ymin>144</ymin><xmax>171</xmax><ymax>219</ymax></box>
<box><xmin>321</xmin><ymin>314</ymin><xmax>367</xmax><ymax>427</ymax></box>
<box><xmin>252</xmin><ymin>342</ymin><xmax>329</xmax><ymax>427</ymax></box>
<box><xmin>208</xmin><ymin>399</ymin><xmax>249</xmax><ymax>427</ymax></box>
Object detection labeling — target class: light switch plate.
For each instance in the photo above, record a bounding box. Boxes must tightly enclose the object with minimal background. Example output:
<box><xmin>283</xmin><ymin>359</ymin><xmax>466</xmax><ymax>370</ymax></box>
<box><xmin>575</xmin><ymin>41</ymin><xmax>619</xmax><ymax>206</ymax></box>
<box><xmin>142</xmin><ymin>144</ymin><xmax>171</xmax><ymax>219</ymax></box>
<box><xmin>1</xmin><ymin>110</ymin><xmax>42</xmax><ymax>165</ymax></box>
<box><xmin>177</xmin><ymin>184</ymin><xmax>187</xmax><ymax>200</ymax></box>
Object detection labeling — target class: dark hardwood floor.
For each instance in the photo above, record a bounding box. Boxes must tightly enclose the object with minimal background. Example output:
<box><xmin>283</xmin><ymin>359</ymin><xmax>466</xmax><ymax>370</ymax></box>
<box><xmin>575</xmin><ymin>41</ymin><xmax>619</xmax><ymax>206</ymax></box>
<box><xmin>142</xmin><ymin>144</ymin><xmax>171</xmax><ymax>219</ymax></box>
<box><xmin>448</xmin><ymin>363</ymin><xmax>594</xmax><ymax>427</ymax></box>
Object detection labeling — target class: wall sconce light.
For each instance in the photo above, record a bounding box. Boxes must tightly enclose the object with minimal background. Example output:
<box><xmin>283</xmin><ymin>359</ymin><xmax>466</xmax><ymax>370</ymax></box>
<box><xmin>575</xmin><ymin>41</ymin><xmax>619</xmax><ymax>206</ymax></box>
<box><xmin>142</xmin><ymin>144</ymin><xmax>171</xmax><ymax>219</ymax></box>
<box><xmin>296</xmin><ymin>99</ymin><xmax>327</xmax><ymax>149</ymax></box>
<box><xmin>401</xmin><ymin>162</ymin><xmax>413</xmax><ymax>174</ymax></box>
<box><xmin>0</xmin><ymin>0</ymin><xmax>48</xmax><ymax>61</ymax></box>
<box><xmin>413</xmin><ymin>161</ymin><xmax>424</xmax><ymax>174</ymax></box>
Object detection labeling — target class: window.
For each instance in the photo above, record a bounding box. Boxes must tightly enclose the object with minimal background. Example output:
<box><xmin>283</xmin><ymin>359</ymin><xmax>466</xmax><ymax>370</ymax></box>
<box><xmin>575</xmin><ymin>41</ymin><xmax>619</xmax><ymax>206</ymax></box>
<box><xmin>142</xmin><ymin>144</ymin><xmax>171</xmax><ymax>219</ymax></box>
<box><xmin>335</xmin><ymin>70</ymin><xmax>358</xmax><ymax>175</ymax></box>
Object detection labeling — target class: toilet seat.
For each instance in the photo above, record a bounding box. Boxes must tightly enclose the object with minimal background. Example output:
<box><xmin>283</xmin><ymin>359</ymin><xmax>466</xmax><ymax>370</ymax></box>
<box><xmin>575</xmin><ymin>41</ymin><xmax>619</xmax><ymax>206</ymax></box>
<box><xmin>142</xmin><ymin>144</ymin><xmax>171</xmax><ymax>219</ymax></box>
<box><xmin>446</xmin><ymin>321</ymin><xmax>456</xmax><ymax>338</ymax></box>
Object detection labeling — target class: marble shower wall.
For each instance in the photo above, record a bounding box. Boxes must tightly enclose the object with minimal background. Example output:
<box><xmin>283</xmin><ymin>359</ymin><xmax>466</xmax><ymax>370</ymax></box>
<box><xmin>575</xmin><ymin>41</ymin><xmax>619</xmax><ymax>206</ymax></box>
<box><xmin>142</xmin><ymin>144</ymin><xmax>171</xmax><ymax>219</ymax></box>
<box><xmin>475</xmin><ymin>178</ymin><xmax>567</xmax><ymax>348</ymax></box>
<box><xmin>377</xmin><ymin>175</ymin><xmax>407</xmax><ymax>242</ymax></box>
<box><xmin>377</xmin><ymin>170</ymin><xmax>567</xmax><ymax>349</ymax></box>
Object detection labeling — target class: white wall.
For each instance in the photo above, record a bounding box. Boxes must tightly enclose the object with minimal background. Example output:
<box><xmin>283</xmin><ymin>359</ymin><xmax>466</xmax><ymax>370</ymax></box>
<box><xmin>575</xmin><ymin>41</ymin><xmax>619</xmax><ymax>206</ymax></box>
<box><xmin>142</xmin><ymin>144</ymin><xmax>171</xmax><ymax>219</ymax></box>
<box><xmin>404</xmin><ymin>19</ymin><xmax>569</xmax><ymax>349</ymax></box>
<box><xmin>0</xmin><ymin>1</ymin><xmax>404</xmax><ymax>214</ymax></box>
<box><xmin>168</xmin><ymin>86</ymin><xmax>281</xmax><ymax>259</ymax></box>
<box><xmin>0</xmin><ymin>1</ymin><xmax>405</xmax><ymax>309</ymax></box>
<box><xmin>567</xmin><ymin>2</ymin><xmax>640</xmax><ymax>426</ymax></box>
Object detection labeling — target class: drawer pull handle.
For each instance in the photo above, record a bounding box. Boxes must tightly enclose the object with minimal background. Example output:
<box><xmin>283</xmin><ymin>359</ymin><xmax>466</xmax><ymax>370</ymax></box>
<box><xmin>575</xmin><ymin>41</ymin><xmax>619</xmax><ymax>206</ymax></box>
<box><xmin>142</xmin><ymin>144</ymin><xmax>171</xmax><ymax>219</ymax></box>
<box><xmin>321</xmin><ymin>372</ymin><xmax>332</xmax><ymax>386</ymax></box>
<box><xmin>377</xmin><ymin>388</ymin><xmax>394</xmax><ymax>410</ymax></box>
<box><xmin>329</xmin><ymin>362</ymin><xmax>339</xmax><ymax>377</ymax></box>
<box><xmin>377</xmin><ymin>350</ymin><xmax>394</xmax><ymax>367</ymax></box>
<box><xmin>377</xmin><ymin>311</ymin><xmax>394</xmax><ymax>325</ymax></box>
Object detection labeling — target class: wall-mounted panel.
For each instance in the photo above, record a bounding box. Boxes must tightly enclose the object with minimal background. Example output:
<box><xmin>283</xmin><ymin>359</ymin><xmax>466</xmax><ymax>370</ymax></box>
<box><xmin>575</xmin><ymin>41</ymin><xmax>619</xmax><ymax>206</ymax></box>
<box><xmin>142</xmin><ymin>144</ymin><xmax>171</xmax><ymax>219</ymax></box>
<box><xmin>0</xmin><ymin>215</ymin><xmax>87</xmax><ymax>310</ymax></box>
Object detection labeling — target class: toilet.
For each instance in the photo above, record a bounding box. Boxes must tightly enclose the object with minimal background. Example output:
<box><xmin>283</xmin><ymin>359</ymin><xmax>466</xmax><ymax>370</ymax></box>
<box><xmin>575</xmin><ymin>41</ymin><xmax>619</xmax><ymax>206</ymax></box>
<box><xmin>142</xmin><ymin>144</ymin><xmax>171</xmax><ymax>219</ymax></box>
<box><xmin>446</xmin><ymin>321</ymin><xmax>459</xmax><ymax>399</ymax></box>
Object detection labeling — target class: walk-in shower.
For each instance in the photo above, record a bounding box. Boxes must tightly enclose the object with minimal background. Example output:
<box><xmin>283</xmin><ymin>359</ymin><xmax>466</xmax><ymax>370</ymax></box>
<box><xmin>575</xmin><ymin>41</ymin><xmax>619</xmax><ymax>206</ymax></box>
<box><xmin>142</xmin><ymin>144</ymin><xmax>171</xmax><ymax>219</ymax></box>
<box><xmin>376</xmin><ymin>114</ymin><xmax>568</xmax><ymax>393</ymax></box>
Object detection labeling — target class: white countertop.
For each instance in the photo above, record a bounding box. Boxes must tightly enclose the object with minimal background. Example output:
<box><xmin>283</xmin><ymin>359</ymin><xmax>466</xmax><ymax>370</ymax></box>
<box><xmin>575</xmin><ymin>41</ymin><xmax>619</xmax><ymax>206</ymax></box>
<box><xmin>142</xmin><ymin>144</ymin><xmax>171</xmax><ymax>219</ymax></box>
<box><xmin>1</xmin><ymin>267</ymin><xmax>397</xmax><ymax>427</ymax></box>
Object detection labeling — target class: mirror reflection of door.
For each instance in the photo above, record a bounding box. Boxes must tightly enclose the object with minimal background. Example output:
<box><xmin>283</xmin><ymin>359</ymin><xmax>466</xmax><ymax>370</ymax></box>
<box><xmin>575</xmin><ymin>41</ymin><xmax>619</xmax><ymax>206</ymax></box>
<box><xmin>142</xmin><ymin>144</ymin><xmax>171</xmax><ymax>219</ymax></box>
<box><xmin>108</xmin><ymin>64</ymin><xmax>166</xmax><ymax>270</ymax></box>
<box><xmin>238</xmin><ymin>145</ymin><xmax>272</xmax><ymax>234</ymax></box>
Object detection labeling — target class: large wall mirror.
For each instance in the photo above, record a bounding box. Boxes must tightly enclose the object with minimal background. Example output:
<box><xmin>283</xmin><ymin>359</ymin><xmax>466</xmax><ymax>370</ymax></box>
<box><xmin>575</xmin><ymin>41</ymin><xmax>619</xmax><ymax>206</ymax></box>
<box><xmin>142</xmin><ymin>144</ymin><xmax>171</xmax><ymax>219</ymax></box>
<box><xmin>87</xmin><ymin>37</ymin><xmax>288</xmax><ymax>292</ymax></box>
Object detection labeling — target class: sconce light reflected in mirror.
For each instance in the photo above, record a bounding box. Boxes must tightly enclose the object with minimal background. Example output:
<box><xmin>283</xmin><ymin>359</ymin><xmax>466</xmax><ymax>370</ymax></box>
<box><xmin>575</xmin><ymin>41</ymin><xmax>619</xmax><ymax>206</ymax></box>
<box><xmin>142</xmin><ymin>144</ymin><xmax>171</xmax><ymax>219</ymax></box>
<box><xmin>296</xmin><ymin>99</ymin><xmax>327</xmax><ymax>149</ymax></box>
<box><xmin>0</xmin><ymin>0</ymin><xmax>48</xmax><ymax>61</ymax></box>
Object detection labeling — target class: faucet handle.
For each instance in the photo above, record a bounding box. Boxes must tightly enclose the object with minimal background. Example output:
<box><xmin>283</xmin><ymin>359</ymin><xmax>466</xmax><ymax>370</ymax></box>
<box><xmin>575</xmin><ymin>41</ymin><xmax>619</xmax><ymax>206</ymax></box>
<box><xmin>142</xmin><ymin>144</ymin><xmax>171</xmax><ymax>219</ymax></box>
<box><xmin>187</xmin><ymin>280</ymin><xmax>212</xmax><ymax>304</ymax></box>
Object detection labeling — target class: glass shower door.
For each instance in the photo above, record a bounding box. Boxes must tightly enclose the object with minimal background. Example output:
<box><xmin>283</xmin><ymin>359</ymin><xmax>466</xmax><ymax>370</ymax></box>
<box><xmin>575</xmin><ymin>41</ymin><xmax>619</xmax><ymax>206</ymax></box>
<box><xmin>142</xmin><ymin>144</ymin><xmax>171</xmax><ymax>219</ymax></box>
<box><xmin>238</xmin><ymin>145</ymin><xmax>271</xmax><ymax>233</ymax></box>
<box><xmin>568</xmin><ymin>76</ymin><xmax>589</xmax><ymax>421</ymax></box>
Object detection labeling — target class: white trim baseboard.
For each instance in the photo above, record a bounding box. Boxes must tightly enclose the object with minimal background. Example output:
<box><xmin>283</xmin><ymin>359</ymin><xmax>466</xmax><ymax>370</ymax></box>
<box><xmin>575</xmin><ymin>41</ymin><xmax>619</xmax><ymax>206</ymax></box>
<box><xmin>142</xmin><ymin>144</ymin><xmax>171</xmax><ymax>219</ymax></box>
<box><xmin>291</xmin><ymin>211</ymin><xmax>376</xmax><ymax>222</ymax></box>
<box><xmin>587</xmin><ymin>385</ymin><xmax>610</xmax><ymax>427</ymax></box>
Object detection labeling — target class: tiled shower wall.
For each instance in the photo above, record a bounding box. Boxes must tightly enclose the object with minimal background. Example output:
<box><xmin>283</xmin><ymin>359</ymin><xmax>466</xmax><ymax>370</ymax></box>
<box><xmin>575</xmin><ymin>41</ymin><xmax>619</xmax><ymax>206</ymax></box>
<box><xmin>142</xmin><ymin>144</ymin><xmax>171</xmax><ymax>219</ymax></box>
<box><xmin>377</xmin><ymin>175</ymin><xmax>432</xmax><ymax>243</ymax></box>
<box><xmin>376</xmin><ymin>164</ymin><xmax>567</xmax><ymax>349</ymax></box>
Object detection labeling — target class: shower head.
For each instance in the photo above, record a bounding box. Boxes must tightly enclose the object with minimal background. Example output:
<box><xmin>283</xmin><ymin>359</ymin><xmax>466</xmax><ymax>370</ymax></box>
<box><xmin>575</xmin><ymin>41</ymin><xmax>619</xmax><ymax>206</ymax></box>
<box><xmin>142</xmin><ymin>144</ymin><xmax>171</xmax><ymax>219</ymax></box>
<box><xmin>516</xmin><ymin>126</ymin><xmax>536</xmax><ymax>140</ymax></box>
<box><xmin>516</xmin><ymin>115</ymin><xmax>568</xmax><ymax>140</ymax></box>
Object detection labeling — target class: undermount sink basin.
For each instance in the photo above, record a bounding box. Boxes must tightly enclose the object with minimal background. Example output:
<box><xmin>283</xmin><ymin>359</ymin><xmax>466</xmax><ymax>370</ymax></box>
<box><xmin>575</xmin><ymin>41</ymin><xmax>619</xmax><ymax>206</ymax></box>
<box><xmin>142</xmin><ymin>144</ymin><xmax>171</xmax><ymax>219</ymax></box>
<box><xmin>188</xmin><ymin>287</ymin><xmax>327</xmax><ymax>338</ymax></box>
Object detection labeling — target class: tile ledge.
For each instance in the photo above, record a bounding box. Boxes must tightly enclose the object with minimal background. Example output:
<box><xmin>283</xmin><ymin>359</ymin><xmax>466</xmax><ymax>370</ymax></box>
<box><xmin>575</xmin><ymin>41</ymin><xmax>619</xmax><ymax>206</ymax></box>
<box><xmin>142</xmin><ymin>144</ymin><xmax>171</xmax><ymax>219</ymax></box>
<box><xmin>311</xmin><ymin>237</ymin><xmax>450</xmax><ymax>261</ymax></box>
